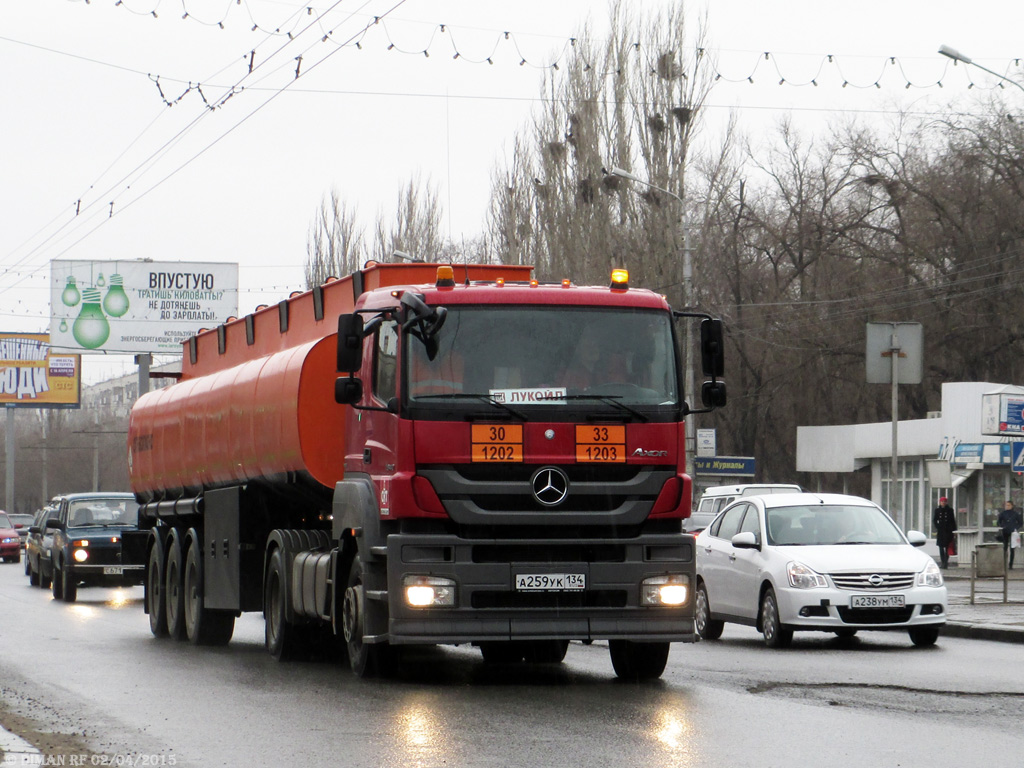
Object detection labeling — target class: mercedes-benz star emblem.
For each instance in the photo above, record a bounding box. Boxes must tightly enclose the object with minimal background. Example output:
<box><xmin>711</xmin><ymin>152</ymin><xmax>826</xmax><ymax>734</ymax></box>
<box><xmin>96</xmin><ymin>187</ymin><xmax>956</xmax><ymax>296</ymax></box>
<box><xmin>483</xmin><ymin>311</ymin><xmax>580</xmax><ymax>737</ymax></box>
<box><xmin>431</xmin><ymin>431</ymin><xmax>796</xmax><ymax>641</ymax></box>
<box><xmin>531</xmin><ymin>467</ymin><xmax>569</xmax><ymax>507</ymax></box>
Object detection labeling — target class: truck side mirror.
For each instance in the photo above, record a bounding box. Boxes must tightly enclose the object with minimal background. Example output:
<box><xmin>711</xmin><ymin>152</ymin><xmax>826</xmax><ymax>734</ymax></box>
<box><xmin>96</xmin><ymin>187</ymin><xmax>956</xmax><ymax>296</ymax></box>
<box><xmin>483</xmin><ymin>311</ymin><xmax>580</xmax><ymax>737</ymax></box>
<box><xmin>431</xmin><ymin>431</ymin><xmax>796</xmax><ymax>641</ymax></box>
<box><xmin>337</xmin><ymin>314</ymin><xmax>364</xmax><ymax>373</ymax></box>
<box><xmin>700</xmin><ymin>319</ymin><xmax>725</xmax><ymax>377</ymax></box>
<box><xmin>701</xmin><ymin>380</ymin><xmax>727</xmax><ymax>409</ymax></box>
<box><xmin>335</xmin><ymin>377</ymin><xmax>363</xmax><ymax>405</ymax></box>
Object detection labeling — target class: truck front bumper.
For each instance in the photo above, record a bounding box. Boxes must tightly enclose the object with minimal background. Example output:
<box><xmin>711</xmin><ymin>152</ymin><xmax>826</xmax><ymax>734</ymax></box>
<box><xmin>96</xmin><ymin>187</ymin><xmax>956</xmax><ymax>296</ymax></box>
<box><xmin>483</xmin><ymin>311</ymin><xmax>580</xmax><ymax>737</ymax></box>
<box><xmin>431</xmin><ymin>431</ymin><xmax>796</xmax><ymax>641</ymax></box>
<box><xmin>383</xmin><ymin>532</ymin><xmax>696</xmax><ymax>644</ymax></box>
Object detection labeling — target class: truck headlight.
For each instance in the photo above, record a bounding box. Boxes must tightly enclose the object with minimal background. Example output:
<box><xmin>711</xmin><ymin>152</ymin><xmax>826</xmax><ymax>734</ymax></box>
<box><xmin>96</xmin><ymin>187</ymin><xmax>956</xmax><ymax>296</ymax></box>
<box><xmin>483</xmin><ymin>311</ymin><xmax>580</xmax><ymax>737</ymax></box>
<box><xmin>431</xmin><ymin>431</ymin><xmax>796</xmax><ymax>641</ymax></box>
<box><xmin>641</xmin><ymin>574</ymin><xmax>689</xmax><ymax>606</ymax></box>
<box><xmin>403</xmin><ymin>575</ymin><xmax>456</xmax><ymax>608</ymax></box>
<box><xmin>73</xmin><ymin>548</ymin><xmax>89</xmax><ymax>563</ymax></box>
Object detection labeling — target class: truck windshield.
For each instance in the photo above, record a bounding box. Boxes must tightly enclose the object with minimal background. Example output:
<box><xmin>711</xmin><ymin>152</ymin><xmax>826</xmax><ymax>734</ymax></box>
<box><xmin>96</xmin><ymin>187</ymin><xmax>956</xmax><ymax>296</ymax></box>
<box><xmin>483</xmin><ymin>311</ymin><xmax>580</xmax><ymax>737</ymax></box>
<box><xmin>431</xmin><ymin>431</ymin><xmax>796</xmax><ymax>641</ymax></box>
<box><xmin>405</xmin><ymin>306</ymin><xmax>679</xmax><ymax>416</ymax></box>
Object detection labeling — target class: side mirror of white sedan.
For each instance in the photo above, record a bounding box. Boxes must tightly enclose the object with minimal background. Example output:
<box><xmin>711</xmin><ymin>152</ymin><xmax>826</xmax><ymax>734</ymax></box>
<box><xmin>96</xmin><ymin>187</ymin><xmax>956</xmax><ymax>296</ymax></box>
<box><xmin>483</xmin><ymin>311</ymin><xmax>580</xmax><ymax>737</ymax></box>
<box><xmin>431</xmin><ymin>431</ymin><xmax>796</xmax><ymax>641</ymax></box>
<box><xmin>905</xmin><ymin>530</ymin><xmax>927</xmax><ymax>547</ymax></box>
<box><xmin>731</xmin><ymin>531</ymin><xmax>760</xmax><ymax>550</ymax></box>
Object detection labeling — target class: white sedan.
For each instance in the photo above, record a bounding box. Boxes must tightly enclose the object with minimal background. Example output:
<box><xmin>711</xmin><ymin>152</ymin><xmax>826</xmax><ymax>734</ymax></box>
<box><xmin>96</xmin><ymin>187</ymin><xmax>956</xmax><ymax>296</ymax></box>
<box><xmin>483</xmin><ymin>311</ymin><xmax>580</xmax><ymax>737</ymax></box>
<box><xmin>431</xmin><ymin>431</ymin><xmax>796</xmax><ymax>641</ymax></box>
<box><xmin>694</xmin><ymin>493</ymin><xmax>947</xmax><ymax>648</ymax></box>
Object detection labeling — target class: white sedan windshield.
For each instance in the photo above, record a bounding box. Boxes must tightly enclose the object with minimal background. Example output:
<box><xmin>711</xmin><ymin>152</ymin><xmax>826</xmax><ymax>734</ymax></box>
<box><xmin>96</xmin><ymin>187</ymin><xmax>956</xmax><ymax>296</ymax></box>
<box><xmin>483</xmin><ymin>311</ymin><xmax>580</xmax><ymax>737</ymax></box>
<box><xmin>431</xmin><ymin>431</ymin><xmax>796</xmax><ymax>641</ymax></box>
<box><xmin>766</xmin><ymin>504</ymin><xmax>904</xmax><ymax>546</ymax></box>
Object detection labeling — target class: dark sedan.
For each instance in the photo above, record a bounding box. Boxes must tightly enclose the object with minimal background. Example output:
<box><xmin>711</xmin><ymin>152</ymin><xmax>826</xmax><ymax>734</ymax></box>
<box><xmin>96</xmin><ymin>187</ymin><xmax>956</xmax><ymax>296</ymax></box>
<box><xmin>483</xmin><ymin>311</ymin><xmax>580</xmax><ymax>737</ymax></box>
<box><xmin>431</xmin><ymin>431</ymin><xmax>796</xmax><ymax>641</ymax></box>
<box><xmin>48</xmin><ymin>493</ymin><xmax>144</xmax><ymax>603</ymax></box>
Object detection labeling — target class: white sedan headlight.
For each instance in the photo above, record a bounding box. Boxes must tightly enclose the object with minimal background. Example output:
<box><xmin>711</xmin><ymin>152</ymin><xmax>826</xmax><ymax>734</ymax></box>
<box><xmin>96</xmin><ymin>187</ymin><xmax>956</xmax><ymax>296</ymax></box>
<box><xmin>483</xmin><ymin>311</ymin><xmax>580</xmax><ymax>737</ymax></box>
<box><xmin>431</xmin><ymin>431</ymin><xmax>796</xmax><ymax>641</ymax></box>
<box><xmin>787</xmin><ymin>561</ymin><xmax>828</xmax><ymax>589</ymax></box>
<box><xmin>916</xmin><ymin>560</ymin><xmax>944</xmax><ymax>588</ymax></box>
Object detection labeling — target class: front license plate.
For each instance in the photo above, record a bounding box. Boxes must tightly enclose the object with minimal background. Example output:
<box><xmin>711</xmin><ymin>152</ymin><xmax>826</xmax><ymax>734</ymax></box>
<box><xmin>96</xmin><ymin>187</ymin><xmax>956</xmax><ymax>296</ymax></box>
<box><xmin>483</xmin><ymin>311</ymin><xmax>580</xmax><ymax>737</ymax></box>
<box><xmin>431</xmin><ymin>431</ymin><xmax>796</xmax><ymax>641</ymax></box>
<box><xmin>515</xmin><ymin>573</ymin><xmax>586</xmax><ymax>591</ymax></box>
<box><xmin>851</xmin><ymin>594</ymin><xmax>905</xmax><ymax>608</ymax></box>
<box><xmin>103</xmin><ymin>566</ymin><xmax>123</xmax><ymax>575</ymax></box>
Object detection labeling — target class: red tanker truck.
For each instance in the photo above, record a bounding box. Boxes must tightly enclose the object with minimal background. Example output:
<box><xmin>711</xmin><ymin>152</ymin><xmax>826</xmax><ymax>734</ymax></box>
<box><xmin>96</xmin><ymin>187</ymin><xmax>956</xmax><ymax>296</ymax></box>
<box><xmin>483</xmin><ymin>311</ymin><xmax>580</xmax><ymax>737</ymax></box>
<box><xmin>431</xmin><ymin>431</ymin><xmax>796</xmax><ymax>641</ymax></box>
<box><xmin>124</xmin><ymin>261</ymin><xmax>726</xmax><ymax>679</ymax></box>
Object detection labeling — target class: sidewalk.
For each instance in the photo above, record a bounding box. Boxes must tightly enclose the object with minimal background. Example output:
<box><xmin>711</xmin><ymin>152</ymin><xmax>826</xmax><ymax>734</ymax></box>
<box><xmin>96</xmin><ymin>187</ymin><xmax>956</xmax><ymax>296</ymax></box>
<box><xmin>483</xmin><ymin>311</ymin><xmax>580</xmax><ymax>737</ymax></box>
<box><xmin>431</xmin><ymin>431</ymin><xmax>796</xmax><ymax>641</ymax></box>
<box><xmin>941</xmin><ymin>565</ymin><xmax>1024</xmax><ymax>644</ymax></box>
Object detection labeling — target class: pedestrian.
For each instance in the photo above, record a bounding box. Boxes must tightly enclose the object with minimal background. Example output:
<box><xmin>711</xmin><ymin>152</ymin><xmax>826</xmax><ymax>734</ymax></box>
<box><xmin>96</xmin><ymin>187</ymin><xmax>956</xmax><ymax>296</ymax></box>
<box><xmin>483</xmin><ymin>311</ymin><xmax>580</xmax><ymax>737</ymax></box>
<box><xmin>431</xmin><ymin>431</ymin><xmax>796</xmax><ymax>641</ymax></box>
<box><xmin>996</xmin><ymin>500</ymin><xmax>1023</xmax><ymax>569</ymax></box>
<box><xmin>932</xmin><ymin>496</ymin><xmax>957</xmax><ymax>569</ymax></box>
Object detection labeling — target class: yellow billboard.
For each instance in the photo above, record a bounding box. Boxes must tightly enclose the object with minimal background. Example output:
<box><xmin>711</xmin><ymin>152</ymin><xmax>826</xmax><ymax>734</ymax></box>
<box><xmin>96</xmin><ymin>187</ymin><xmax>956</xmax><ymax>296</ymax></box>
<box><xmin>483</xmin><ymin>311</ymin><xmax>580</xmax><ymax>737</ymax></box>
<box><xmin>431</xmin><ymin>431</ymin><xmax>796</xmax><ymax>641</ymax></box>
<box><xmin>0</xmin><ymin>333</ymin><xmax>81</xmax><ymax>407</ymax></box>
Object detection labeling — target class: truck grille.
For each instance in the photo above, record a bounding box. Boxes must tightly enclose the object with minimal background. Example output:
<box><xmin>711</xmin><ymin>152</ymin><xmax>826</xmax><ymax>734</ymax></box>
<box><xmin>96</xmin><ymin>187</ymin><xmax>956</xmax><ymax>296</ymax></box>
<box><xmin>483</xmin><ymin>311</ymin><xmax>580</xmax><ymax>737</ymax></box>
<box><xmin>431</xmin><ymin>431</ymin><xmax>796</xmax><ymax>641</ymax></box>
<box><xmin>829</xmin><ymin>572</ymin><xmax>915</xmax><ymax>591</ymax></box>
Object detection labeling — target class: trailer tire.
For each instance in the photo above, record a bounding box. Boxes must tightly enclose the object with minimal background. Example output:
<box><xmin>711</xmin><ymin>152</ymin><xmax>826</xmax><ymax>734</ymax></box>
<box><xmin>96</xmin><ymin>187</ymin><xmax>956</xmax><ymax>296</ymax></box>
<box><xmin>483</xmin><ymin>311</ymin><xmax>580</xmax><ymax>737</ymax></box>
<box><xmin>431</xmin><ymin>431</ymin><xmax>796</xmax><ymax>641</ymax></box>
<box><xmin>342</xmin><ymin>554</ymin><xmax>393</xmax><ymax>677</ymax></box>
<box><xmin>608</xmin><ymin>640</ymin><xmax>670</xmax><ymax>681</ymax></box>
<box><xmin>165</xmin><ymin>532</ymin><xmax>186</xmax><ymax>640</ymax></box>
<box><xmin>146</xmin><ymin>536</ymin><xmax>168</xmax><ymax>638</ymax></box>
<box><xmin>185</xmin><ymin>536</ymin><xmax>234</xmax><ymax>646</ymax></box>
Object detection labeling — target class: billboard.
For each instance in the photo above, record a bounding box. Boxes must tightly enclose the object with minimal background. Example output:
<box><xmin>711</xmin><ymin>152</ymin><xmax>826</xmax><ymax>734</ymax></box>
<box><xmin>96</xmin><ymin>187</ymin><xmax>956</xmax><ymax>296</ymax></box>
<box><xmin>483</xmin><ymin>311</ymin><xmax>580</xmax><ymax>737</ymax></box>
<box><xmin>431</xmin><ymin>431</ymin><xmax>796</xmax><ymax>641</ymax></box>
<box><xmin>981</xmin><ymin>390</ymin><xmax>1024</xmax><ymax>436</ymax></box>
<box><xmin>50</xmin><ymin>260</ymin><xmax>239</xmax><ymax>354</ymax></box>
<box><xmin>0</xmin><ymin>333</ymin><xmax>81</xmax><ymax>408</ymax></box>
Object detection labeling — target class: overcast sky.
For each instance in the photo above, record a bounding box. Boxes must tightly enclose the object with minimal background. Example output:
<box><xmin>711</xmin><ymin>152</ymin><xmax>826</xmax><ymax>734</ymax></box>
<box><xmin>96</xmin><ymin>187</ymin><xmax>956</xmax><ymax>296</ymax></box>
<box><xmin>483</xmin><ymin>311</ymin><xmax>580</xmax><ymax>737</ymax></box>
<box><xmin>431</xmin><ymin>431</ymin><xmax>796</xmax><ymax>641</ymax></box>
<box><xmin>2</xmin><ymin>0</ymin><xmax>1023</xmax><ymax>382</ymax></box>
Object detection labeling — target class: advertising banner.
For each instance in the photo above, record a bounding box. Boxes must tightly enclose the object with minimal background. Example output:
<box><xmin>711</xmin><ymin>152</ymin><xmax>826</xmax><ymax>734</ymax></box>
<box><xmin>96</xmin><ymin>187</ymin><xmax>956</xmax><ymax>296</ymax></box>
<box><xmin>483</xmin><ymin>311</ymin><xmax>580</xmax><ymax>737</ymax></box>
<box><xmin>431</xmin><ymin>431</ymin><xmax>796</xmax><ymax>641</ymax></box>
<box><xmin>0</xmin><ymin>333</ymin><xmax>80</xmax><ymax>407</ymax></box>
<box><xmin>981</xmin><ymin>391</ymin><xmax>1024</xmax><ymax>436</ymax></box>
<box><xmin>49</xmin><ymin>260</ymin><xmax>239</xmax><ymax>354</ymax></box>
<box><xmin>693</xmin><ymin>456</ymin><xmax>756</xmax><ymax>477</ymax></box>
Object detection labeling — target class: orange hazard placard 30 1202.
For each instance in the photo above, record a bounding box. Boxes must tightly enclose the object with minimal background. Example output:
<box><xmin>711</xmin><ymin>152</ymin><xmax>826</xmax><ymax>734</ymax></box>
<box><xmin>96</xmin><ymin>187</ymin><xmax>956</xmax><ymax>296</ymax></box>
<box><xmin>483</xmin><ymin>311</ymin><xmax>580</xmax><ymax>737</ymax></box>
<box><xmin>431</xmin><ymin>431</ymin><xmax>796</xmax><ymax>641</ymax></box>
<box><xmin>471</xmin><ymin>424</ymin><xmax>523</xmax><ymax>463</ymax></box>
<box><xmin>575</xmin><ymin>425</ymin><xmax>626</xmax><ymax>463</ymax></box>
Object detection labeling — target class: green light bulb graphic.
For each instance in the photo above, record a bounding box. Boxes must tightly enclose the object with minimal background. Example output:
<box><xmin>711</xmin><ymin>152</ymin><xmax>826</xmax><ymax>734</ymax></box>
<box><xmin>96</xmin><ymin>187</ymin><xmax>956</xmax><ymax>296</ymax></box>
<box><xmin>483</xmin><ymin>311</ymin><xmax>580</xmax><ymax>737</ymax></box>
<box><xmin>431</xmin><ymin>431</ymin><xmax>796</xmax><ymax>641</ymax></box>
<box><xmin>61</xmin><ymin>277</ymin><xmax>81</xmax><ymax>307</ymax></box>
<box><xmin>103</xmin><ymin>274</ymin><xmax>130</xmax><ymax>317</ymax></box>
<box><xmin>72</xmin><ymin>288</ymin><xmax>110</xmax><ymax>349</ymax></box>
<box><xmin>59</xmin><ymin>318</ymin><xmax>68</xmax><ymax>333</ymax></box>
<box><xmin>96</xmin><ymin>273</ymin><xmax>106</xmax><ymax>288</ymax></box>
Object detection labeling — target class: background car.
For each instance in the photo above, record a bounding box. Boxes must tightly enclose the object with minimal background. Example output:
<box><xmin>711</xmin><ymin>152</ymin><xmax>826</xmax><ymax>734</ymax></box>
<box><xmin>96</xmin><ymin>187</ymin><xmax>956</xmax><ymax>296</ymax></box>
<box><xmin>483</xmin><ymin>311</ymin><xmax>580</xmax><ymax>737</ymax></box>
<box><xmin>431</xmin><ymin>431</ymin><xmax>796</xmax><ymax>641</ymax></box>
<box><xmin>686</xmin><ymin>483</ymin><xmax>802</xmax><ymax>534</ymax></box>
<box><xmin>48</xmin><ymin>492</ymin><xmax>143</xmax><ymax>603</ymax></box>
<box><xmin>694</xmin><ymin>492</ymin><xmax>946</xmax><ymax>648</ymax></box>
<box><xmin>26</xmin><ymin>505</ymin><xmax>57</xmax><ymax>588</ymax></box>
<box><xmin>0</xmin><ymin>512</ymin><xmax>21</xmax><ymax>564</ymax></box>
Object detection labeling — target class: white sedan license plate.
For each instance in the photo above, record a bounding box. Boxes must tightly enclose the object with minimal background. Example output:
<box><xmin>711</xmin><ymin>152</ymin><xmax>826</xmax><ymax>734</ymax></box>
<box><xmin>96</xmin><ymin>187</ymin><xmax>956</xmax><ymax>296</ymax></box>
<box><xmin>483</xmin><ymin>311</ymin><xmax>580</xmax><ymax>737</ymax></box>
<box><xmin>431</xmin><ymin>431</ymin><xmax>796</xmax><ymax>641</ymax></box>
<box><xmin>851</xmin><ymin>594</ymin><xmax>905</xmax><ymax>608</ymax></box>
<box><xmin>103</xmin><ymin>566</ymin><xmax>123</xmax><ymax>575</ymax></box>
<box><xmin>515</xmin><ymin>573</ymin><xmax>585</xmax><ymax>591</ymax></box>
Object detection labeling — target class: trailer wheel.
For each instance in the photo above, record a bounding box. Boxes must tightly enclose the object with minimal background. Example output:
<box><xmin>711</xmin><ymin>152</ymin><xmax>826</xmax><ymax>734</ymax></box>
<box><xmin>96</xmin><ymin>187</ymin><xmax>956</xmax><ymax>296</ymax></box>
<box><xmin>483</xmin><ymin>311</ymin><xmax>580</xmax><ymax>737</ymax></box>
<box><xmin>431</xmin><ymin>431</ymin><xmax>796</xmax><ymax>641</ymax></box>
<box><xmin>146</xmin><ymin>536</ymin><xmax>168</xmax><ymax>638</ymax></box>
<box><xmin>342</xmin><ymin>554</ymin><xmax>393</xmax><ymax>677</ymax></box>
<box><xmin>164</xmin><ymin>532</ymin><xmax>186</xmax><ymax>640</ymax></box>
<box><xmin>608</xmin><ymin>640</ymin><xmax>670</xmax><ymax>681</ymax></box>
<box><xmin>184</xmin><ymin>537</ymin><xmax>234</xmax><ymax>646</ymax></box>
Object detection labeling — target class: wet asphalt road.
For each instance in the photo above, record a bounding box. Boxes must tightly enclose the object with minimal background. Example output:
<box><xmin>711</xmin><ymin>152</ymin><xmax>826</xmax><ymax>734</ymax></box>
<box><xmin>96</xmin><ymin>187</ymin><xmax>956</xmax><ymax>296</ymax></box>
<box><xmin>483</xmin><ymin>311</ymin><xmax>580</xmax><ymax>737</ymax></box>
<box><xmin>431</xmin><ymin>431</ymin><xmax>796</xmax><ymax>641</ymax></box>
<box><xmin>1</xmin><ymin>563</ymin><xmax>1022</xmax><ymax>767</ymax></box>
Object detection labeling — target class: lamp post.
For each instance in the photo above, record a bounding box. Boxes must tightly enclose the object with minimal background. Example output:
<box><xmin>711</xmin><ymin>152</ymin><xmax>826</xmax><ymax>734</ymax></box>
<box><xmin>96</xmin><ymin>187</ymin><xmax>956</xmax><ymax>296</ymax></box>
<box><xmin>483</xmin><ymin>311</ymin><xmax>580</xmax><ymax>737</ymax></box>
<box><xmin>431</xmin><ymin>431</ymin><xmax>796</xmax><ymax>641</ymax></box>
<box><xmin>608</xmin><ymin>166</ymin><xmax>695</xmax><ymax>481</ymax></box>
<box><xmin>939</xmin><ymin>44</ymin><xmax>1024</xmax><ymax>95</ymax></box>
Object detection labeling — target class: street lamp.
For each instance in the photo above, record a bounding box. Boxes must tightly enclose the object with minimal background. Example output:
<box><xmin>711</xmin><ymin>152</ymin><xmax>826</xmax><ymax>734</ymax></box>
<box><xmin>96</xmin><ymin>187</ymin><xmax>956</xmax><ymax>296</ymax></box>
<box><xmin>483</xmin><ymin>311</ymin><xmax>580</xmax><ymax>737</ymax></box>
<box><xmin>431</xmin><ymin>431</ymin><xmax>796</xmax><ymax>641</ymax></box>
<box><xmin>939</xmin><ymin>44</ymin><xmax>1024</xmax><ymax>95</ymax></box>
<box><xmin>607</xmin><ymin>166</ymin><xmax>696</xmax><ymax>481</ymax></box>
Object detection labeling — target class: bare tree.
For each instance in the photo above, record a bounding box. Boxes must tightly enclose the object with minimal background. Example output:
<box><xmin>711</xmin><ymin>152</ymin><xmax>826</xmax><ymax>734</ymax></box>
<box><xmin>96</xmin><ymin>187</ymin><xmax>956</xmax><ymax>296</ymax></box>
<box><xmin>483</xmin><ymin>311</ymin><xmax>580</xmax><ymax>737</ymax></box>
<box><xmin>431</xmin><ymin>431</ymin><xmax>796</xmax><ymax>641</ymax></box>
<box><xmin>373</xmin><ymin>175</ymin><xmax>444</xmax><ymax>262</ymax></box>
<box><xmin>304</xmin><ymin>188</ymin><xmax>366</xmax><ymax>288</ymax></box>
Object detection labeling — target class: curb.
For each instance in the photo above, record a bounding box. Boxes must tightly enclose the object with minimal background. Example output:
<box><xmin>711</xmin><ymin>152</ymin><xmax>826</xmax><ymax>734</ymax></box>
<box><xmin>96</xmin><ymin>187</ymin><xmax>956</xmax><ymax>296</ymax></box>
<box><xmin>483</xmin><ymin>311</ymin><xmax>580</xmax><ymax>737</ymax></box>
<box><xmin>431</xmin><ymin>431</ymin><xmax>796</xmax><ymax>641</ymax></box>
<box><xmin>942</xmin><ymin>621</ymin><xmax>1024</xmax><ymax>644</ymax></box>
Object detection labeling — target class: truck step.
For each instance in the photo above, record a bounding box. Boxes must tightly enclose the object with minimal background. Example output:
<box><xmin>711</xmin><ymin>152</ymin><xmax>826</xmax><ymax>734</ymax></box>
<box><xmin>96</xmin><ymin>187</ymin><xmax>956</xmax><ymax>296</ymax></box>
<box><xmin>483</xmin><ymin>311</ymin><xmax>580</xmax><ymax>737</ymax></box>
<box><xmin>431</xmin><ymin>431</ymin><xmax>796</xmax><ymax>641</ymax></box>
<box><xmin>365</xmin><ymin>589</ymin><xmax>388</xmax><ymax>602</ymax></box>
<box><xmin>369</xmin><ymin>546</ymin><xmax>387</xmax><ymax>558</ymax></box>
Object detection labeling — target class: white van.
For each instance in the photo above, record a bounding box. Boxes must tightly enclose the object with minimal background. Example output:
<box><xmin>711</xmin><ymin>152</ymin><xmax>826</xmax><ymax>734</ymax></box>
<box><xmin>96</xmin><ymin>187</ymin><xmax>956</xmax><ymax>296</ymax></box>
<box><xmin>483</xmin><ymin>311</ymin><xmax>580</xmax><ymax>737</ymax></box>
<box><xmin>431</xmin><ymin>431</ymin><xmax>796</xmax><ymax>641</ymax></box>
<box><xmin>686</xmin><ymin>483</ymin><xmax>802</xmax><ymax>533</ymax></box>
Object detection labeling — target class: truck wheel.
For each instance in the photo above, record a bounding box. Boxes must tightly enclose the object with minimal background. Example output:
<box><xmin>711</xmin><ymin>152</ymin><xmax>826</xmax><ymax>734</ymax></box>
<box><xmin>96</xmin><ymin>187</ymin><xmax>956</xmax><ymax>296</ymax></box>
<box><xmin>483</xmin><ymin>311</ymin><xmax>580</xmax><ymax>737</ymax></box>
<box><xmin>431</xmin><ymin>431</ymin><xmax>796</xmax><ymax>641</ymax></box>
<box><xmin>608</xmin><ymin>640</ymin><xmax>670</xmax><ymax>681</ymax></box>
<box><xmin>185</xmin><ymin>537</ymin><xmax>234</xmax><ymax>646</ymax></box>
<box><xmin>51</xmin><ymin>562</ymin><xmax>63</xmax><ymax>600</ymax></box>
<box><xmin>147</xmin><ymin>538</ymin><xmax>168</xmax><ymax>638</ymax></box>
<box><xmin>164</xmin><ymin>533</ymin><xmax>186</xmax><ymax>640</ymax></box>
<box><xmin>62</xmin><ymin>564</ymin><xmax>77</xmax><ymax>603</ymax></box>
<box><xmin>264</xmin><ymin>548</ymin><xmax>301</xmax><ymax>660</ymax></box>
<box><xmin>523</xmin><ymin>640</ymin><xmax>570</xmax><ymax>664</ymax></box>
<box><xmin>342</xmin><ymin>554</ymin><xmax>393</xmax><ymax>677</ymax></box>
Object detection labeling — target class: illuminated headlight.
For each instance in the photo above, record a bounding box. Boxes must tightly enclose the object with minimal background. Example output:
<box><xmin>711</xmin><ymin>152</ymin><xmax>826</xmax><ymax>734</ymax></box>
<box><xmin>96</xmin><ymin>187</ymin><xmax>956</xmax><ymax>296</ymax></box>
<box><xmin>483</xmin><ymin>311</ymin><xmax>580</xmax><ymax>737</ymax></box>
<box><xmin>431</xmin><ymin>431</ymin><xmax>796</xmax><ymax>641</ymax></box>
<box><xmin>641</xmin><ymin>574</ymin><xmax>690</xmax><ymax>606</ymax></box>
<box><xmin>1</xmin><ymin>537</ymin><xmax>14</xmax><ymax>544</ymax></box>
<box><xmin>403</xmin><ymin>575</ymin><xmax>456</xmax><ymax>608</ymax></box>
<box><xmin>788</xmin><ymin>561</ymin><xmax>827</xmax><ymax>589</ymax></box>
<box><xmin>916</xmin><ymin>560</ymin><xmax>944</xmax><ymax>588</ymax></box>
<box><xmin>73</xmin><ymin>548</ymin><xmax>89</xmax><ymax>563</ymax></box>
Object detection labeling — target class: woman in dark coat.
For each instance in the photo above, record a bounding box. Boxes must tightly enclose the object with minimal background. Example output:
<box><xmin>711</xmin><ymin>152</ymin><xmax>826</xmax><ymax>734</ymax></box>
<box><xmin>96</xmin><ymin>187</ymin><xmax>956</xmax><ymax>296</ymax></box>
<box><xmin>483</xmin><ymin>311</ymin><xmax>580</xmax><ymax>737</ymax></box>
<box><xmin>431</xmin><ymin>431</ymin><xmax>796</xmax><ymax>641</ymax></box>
<box><xmin>933</xmin><ymin>496</ymin><xmax>957</xmax><ymax>569</ymax></box>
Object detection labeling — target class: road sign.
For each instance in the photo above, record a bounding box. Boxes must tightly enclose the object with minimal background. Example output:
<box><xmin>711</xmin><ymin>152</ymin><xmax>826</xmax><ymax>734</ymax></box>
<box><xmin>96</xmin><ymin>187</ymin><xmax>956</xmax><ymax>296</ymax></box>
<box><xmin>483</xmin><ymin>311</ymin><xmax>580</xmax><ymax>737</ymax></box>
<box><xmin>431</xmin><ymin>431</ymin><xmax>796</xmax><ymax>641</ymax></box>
<box><xmin>1012</xmin><ymin>442</ymin><xmax>1024</xmax><ymax>472</ymax></box>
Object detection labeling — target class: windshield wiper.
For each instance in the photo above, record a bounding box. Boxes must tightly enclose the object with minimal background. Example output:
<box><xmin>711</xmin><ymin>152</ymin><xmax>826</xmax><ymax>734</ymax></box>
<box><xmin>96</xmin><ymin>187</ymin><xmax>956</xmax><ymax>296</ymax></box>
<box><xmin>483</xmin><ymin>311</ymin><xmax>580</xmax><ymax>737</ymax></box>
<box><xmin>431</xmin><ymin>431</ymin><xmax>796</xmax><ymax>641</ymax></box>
<box><xmin>413</xmin><ymin>393</ymin><xmax>527</xmax><ymax>420</ymax></box>
<box><xmin>538</xmin><ymin>394</ymin><xmax>649</xmax><ymax>422</ymax></box>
